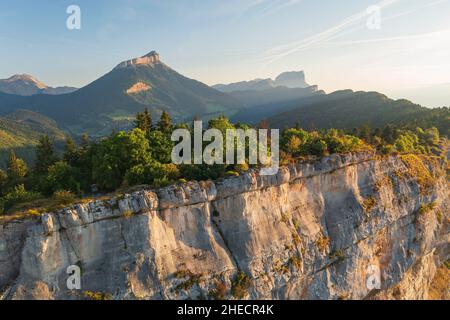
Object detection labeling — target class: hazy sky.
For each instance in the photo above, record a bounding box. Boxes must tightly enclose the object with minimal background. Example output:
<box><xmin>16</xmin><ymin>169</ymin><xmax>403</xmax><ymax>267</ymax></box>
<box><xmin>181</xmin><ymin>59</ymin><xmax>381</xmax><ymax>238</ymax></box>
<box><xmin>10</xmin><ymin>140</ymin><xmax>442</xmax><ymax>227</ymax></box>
<box><xmin>1</xmin><ymin>0</ymin><xmax>450</xmax><ymax>99</ymax></box>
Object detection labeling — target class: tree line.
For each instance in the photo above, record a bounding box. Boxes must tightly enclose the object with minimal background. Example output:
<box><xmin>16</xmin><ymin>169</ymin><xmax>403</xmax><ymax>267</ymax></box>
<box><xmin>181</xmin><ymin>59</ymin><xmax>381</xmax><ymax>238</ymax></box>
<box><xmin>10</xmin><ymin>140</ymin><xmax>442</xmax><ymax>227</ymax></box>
<box><xmin>0</xmin><ymin>109</ymin><xmax>443</xmax><ymax>215</ymax></box>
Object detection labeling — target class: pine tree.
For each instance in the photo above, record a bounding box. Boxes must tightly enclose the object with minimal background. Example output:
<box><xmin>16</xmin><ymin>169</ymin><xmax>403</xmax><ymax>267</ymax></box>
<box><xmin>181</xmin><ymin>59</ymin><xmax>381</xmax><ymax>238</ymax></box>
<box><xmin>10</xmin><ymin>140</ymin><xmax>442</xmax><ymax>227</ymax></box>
<box><xmin>63</xmin><ymin>137</ymin><xmax>79</xmax><ymax>166</ymax></box>
<box><xmin>157</xmin><ymin>111</ymin><xmax>172</xmax><ymax>133</ymax></box>
<box><xmin>7</xmin><ymin>151</ymin><xmax>27</xmax><ymax>184</ymax></box>
<box><xmin>0</xmin><ymin>168</ymin><xmax>8</xmax><ymax>191</ymax></box>
<box><xmin>135</xmin><ymin>108</ymin><xmax>153</xmax><ymax>133</ymax></box>
<box><xmin>35</xmin><ymin>136</ymin><xmax>58</xmax><ymax>174</ymax></box>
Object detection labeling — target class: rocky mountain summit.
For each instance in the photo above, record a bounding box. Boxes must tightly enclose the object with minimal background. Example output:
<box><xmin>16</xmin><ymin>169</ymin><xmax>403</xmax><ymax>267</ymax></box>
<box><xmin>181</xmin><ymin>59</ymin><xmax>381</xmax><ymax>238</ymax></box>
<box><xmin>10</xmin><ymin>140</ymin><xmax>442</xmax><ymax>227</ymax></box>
<box><xmin>115</xmin><ymin>51</ymin><xmax>161</xmax><ymax>69</ymax></box>
<box><xmin>1</xmin><ymin>152</ymin><xmax>448</xmax><ymax>300</ymax></box>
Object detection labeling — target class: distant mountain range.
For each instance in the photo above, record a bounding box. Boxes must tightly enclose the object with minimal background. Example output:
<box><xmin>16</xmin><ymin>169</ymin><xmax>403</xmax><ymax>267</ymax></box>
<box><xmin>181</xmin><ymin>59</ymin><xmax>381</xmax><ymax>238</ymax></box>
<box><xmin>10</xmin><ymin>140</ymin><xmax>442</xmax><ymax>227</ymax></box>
<box><xmin>213</xmin><ymin>71</ymin><xmax>323</xmax><ymax>108</ymax></box>
<box><xmin>387</xmin><ymin>83</ymin><xmax>450</xmax><ymax>109</ymax></box>
<box><xmin>213</xmin><ymin>71</ymin><xmax>309</xmax><ymax>92</ymax></box>
<box><xmin>264</xmin><ymin>90</ymin><xmax>449</xmax><ymax>136</ymax></box>
<box><xmin>0</xmin><ymin>51</ymin><xmax>241</xmax><ymax>136</ymax></box>
<box><xmin>0</xmin><ymin>74</ymin><xmax>78</xmax><ymax>96</ymax></box>
<box><xmin>0</xmin><ymin>49</ymin><xmax>448</xmax><ymax>157</ymax></box>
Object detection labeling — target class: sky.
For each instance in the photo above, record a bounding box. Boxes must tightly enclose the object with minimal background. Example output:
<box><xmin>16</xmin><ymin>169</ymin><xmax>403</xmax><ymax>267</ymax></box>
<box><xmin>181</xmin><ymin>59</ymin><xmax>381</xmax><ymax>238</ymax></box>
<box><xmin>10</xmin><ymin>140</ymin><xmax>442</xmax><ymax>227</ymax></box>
<box><xmin>1</xmin><ymin>0</ymin><xmax>450</xmax><ymax>105</ymax></box>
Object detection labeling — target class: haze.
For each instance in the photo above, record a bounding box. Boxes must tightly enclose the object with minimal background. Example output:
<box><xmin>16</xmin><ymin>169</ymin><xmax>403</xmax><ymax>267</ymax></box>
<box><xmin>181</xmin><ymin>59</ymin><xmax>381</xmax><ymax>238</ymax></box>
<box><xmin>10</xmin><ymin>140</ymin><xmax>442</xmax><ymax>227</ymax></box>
<box><xmin>1</xmin><ymin>0</ymin><xmax>450</xmax><ymax>107</ymax></box>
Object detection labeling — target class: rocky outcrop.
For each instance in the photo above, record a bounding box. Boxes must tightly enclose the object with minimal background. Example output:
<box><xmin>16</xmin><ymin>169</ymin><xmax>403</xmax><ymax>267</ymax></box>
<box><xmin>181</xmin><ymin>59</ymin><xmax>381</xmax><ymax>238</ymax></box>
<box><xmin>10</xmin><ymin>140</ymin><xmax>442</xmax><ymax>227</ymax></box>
<box><xmin>115</xmin><ymin>51</ymin><xmax>161</xmax><ymax>69</ymax></box>
<box><xmin>126</xmin><ymin>82</ymin><xmax>151</xmax><ymax>94</ymax></box>
<box><xmin>0</xmin><ymin>152</ymin><xmax>448</xmax><ymax>300</ymax></box>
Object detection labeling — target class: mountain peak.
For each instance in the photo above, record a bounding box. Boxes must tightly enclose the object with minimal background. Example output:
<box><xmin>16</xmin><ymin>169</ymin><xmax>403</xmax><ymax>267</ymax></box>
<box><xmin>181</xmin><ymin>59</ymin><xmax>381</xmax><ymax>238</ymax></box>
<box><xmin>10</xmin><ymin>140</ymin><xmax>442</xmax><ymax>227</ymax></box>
<box><xmin>115</xmin><ymin>50</ymin><xmax>161</xmax><ymax>69</ymax></box>
<box><xmin>275</xmin><ymin>71</ymin><xmax>308</xmax><ymax>88</ymax></box>
<box><xmin>5</xmin><ymin>74</ymin><xmax>47</xmax><ymax>89</ymax></box>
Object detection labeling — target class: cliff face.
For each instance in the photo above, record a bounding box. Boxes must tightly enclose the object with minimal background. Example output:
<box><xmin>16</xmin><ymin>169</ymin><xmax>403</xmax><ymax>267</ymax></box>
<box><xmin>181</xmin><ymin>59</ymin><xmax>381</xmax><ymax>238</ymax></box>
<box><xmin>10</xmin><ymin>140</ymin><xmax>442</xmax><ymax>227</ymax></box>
<box><xmin>1</xmin><ymin>152</ymin><xmax>448</xmax><ymax>300</ymax></box>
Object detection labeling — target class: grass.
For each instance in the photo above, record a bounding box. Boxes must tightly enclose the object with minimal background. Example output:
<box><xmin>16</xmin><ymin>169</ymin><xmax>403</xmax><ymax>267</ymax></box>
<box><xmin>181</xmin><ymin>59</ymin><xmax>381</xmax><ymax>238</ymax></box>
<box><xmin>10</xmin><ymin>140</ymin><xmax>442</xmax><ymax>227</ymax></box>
<box><xmin>427</xmin><ymin>262</ymin><xmax>450</xmax><ymax>300</ymax></box>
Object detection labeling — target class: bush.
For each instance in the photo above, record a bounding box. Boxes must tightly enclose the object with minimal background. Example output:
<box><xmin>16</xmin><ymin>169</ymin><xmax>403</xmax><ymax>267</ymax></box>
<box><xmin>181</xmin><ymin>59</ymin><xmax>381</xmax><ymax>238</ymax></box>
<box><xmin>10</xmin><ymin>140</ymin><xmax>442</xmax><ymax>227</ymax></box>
<box><xmin>125</xmin><ymin>161</ymin><xmax>180</xmax><ymax>187</ymax></box>
<box><xmin>1</xmin><ymin>184</ymin><xmax>41</xmax><ymax>213</ymax></box>
<box><xmin>209</xmin><ymin>281</ymin><xmax>228</xmax><ymax>300</ymax></box>
<box><xmin>418</xmin><ymin>202</ymin><xmax>437</xmax><ymax>215</ymax></box>
<box><xmin>53</xmin><ymin>190</ymin><xmax>76</xmax><ymax>206</ymax></box>
<box><xmin>46</xmin><ymin>161</ymin><xmax>81</xmax><ymax>195</ymax></box>
<box><xmin>231</xmin><ymin>272</ymin><xmax>252</xmax><ymax>299</ymax></box>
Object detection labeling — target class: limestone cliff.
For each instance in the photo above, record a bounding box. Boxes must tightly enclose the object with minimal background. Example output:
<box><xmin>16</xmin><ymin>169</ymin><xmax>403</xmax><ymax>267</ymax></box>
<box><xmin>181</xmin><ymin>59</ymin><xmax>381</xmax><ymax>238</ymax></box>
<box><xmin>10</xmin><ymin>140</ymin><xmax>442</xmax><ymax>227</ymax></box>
<box><xmin>0</xmin><ymin>152</ymin><xmax>448</xmax><ymax>300</ymax></box>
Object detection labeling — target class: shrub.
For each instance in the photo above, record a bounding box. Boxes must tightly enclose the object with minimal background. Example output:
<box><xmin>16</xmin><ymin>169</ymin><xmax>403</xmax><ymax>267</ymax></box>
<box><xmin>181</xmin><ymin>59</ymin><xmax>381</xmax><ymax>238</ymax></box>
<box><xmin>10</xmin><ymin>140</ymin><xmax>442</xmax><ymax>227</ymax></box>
<box><xmin>401</xmin><ymin>154</ymin><xmax>435</xmax><ymax>194</ymax></box>
<box><xmin>173</xmin><ymin>270</ymin><xmax>204</xmax><ymax>293</ymax></box>
<box><xmin>209</xmin><ymin>281</ymin><xmax>228</xmax><ymax>300</ymax></box>
<box><xmin>1</xmin><ymin>184</ymin><xmax>41</xmax><ymax>213</ymax></box>
<box><xmin>418</xmin><ymin>202</ymin><xmax>437</xmax><ymax>215</ymax></box>
<box><xmin>316</xmin><ymin>236</ymin><xmax>330</xmax><ymax>253</ymax></box>
<box><xmin>362</xmin><ymin>197</ymin><xmax>377</xmax><ymax>213</ymax></box>
<box><xmin>288</xmin><ymin>255</ymin><xmax>302</xmax><ymax>269</ymax></box>
<box><xmin>83</xmin><ymin>291</ymin><xmax>112</xmax><ymax>300</ymax></box>
<box><xmin>53</xmin><ymin>190</ymin><xmax>76</xmax><ymax>206</ymax></box>
<box><xmin>231</xmin><ymin>272</ymin><xmax>252</xmax><ymax>299</ymax></box>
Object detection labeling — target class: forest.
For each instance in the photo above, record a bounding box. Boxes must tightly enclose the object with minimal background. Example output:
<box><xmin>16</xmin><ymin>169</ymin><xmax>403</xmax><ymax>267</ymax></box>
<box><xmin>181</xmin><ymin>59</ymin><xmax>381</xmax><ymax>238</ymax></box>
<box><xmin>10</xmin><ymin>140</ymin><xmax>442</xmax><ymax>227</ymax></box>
<box><xmin>0</xmin><ymin>108</ymin><xmax>445</xmax><ymax>217</ymax></box>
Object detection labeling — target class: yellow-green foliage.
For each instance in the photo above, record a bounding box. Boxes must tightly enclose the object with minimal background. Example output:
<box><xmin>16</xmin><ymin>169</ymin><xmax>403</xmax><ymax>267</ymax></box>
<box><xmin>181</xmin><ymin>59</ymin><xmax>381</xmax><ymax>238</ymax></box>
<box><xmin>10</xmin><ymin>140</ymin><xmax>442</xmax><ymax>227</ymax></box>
<box><xmin>436</xmin><ymin>210</ymin><xmax>443</xmax><ymax>223</ymax></box>
<box><xmin>418</xmin><ymin>202</ymin><xmax>437</xmax><ymax>215</ymax></box>
<box><xmin>288</xmin><ymin>255</ymin><xmax>302</xmax><ymax>270</ymax></box>
<box><xmin>231</xmin><ymin>272</ymin><xmax>252</xmax><ymax>299</ymax></box>
<box><xmin>280</xmin><ymin>212</ymin><xmax>290</xmax><ymax>224</ymax></box>
<box><xmin>209</xmin><ymin>281</ymin><xmax>228</xmax><ymax>300</ymax></box>
<box><xmin>316</xmin><ymin>236</ymin><xmax>330</xmax><ymax>253</ymax></box>
<box><xmin>173</xmin><ymin>270</ymin><xmax>204</xmax><ymax>293</ymax></box>
<box><xmin>374</xmin><ymin>176</ymin><xmax>393</xmax><ymax>192</ymax></box>
<box><xmin>83</xmin><ymin>291</ymin><xmax>113</xmax><ymax>300</ymax></box>
<box><xmin>53</xmin><ymin>190</ymin><xmax>76</xmax><ymax>206</ymax></box>
<box><xmin>362</xmin><ymin>196</ymin><xmax>377</xmax><ymax>213</ymax></box>
<box><xmin>292</xmin><ymin>232</ymin><xmax>301</xmax><ymax>246</ymax></box>
<box><xmin>401</xmin><ymin>154</ymin><xmax>435</xmax><ymax>194</ymax></box>
<box><xmin>122</xmin><ymin>210</ymin><xmax>134</xmax><ymax>219</ymax></box>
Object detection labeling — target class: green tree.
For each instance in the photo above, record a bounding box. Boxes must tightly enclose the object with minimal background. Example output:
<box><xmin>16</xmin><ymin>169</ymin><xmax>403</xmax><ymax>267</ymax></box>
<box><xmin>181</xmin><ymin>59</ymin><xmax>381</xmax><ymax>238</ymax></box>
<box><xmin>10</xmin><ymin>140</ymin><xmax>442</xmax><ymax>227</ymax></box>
<box><xmin>63</xmin><ymin>137</ymin><xmax>80</xmax><ymax>166</ymax></box>
<box><xmin>381</xmin><ymin>125</ymin><xmax>395</xmax><ymax>144</ymax></box>
<box><xmin>46</xmin><ymin>161</ymin><xmax>80</xmax><ymax>194</ymax></box>
<box><xmin>35</xmin><ymin>136</ymin><xmax>58</xmax><ymax>174</ymax></box>
<box><xmin>148</xmin><ymin>130</ymin><xmax>174</xmax><ymax>163</ymax></box>
<box><xmin>91</xmin><ymin>129</ymin><xmax>151</xmax><ymax>190</ymax></box>
<box><xmin>157</xmin><ymin>111</ymin><xmax>172</xmax><ymax>133</ymax></box>
<box><xmin>135</xmin><ymin>108</ymin><xmax>153</xmax><ymax>133</ymax></box>
<box><xmin>7</xmin><ymin>151</ymin><xmax>28</xmax><ymax>185</ymax></box>
<box><xmin>0</xmin><ymin>169</ymin><xmax>7</xmax><ymax>193</ymax></box>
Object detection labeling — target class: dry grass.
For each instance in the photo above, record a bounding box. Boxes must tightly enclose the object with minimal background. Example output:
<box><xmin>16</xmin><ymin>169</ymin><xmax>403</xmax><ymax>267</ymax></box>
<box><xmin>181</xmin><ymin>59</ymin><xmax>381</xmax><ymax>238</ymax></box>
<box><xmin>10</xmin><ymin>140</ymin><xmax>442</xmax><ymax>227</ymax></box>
<box><xmin>427</xmin><ymin>262</ymin><xmax>450</xmax><ymax>300</ymax></box>
<box><xmin>401</xmin><ymin>154</ymin><xmax>436</xmax><ymax>194</ymax></box>
<box><xmin>316</xmin><ymin>236</ymin><xmax>330</xmax><ymax>253</ymax></box>
<box><xmin>362</xmin><ymin>196</ymin><xmax>377</xmax><ymax>213</ymax></box>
